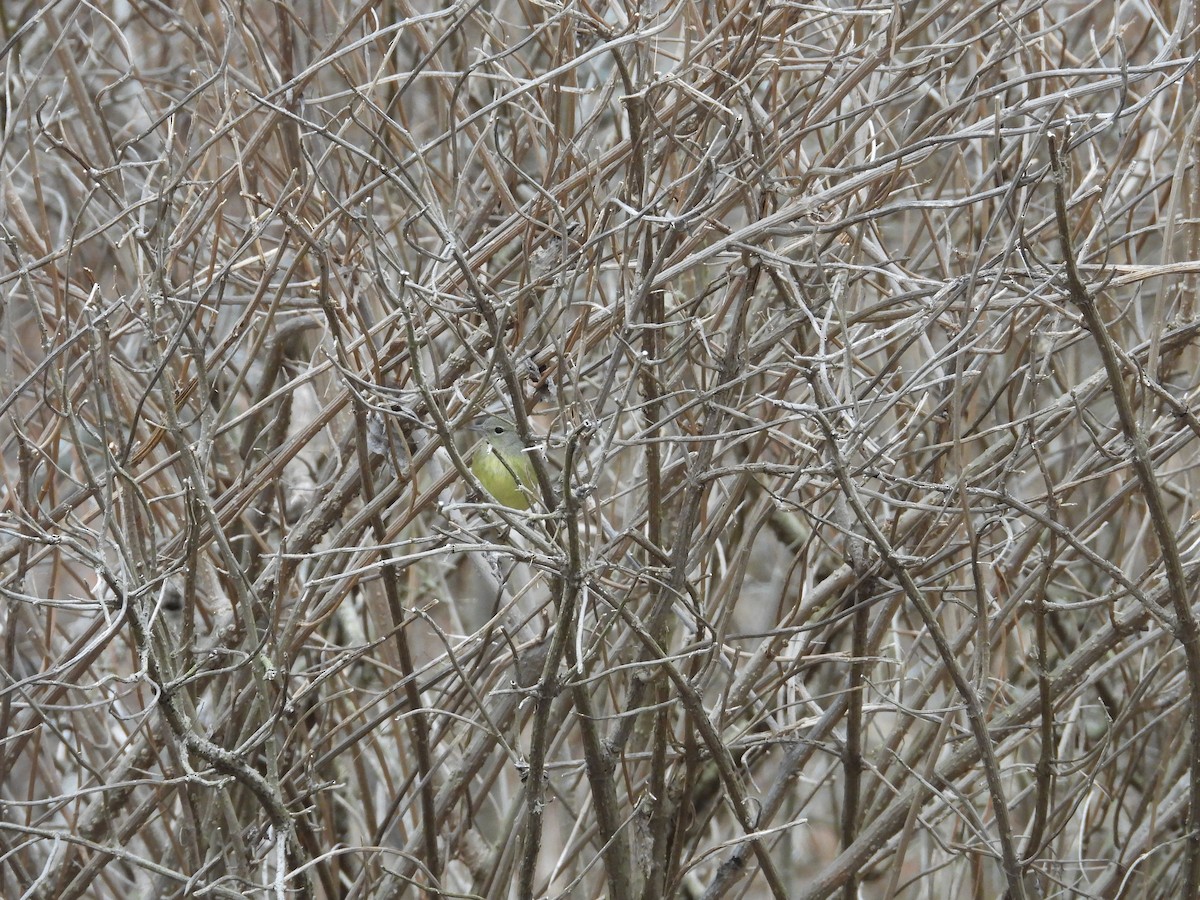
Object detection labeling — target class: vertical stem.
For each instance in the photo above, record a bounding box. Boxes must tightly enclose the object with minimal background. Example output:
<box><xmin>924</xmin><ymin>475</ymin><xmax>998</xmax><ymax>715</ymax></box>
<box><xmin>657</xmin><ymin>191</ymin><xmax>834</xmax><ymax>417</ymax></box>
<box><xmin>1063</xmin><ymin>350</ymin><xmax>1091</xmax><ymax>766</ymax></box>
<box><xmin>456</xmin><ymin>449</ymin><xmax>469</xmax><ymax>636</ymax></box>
<box><xmin>1049</xmin><ymin>134</ymin><xmax>1200</xmax><ymax>897</ymax></box>
<box><xmin>840</xmin><ymin>575</ymin><xmax>872</xmax><ymax>900</ymax></box>
<box><xmin>809</xmin><ymin>374</ymin><xmax>1027</xmax><ymax>900</ymax></box>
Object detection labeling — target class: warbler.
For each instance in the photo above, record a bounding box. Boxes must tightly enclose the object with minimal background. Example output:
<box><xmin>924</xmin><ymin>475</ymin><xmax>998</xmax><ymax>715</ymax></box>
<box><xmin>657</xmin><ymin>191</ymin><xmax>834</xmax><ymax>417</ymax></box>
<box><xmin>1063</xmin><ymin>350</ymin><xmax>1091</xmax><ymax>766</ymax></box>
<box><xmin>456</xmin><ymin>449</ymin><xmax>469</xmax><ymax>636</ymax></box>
<box><xmin>470</xmin><ymin>416</ymin><xmax>537</xmax><ymax>509</ymax></box>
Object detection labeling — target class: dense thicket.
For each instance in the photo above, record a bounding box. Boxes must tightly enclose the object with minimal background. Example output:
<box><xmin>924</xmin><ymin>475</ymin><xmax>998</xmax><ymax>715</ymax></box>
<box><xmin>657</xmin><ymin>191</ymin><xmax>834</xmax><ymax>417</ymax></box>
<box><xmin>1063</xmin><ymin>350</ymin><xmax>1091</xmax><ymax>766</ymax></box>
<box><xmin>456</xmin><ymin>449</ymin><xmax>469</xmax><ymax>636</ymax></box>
<box><xmin>3</xmin><ymin>2</ymin><xmax>1200</xmax><ymax>898</ymax></box>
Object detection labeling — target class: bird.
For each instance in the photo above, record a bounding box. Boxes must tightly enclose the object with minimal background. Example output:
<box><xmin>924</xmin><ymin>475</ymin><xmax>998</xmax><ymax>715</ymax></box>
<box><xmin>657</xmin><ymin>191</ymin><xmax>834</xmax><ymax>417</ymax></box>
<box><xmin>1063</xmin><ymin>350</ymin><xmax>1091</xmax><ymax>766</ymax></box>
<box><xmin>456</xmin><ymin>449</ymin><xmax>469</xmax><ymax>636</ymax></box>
<box><xmin>470</xmin><ymin>415</ymin><xmax>537</xmax><ymax>509</ymax></box>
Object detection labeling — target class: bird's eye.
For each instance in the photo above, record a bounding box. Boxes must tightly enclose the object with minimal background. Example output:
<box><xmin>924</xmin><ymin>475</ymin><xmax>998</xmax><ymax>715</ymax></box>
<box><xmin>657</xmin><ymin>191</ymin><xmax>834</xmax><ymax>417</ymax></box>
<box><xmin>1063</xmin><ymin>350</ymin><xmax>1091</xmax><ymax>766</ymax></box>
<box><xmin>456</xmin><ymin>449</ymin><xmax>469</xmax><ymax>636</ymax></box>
<box><xmin>493</xmin><ymin>426</ymin><xmax>504</xmax><ymax>435</ymax></box>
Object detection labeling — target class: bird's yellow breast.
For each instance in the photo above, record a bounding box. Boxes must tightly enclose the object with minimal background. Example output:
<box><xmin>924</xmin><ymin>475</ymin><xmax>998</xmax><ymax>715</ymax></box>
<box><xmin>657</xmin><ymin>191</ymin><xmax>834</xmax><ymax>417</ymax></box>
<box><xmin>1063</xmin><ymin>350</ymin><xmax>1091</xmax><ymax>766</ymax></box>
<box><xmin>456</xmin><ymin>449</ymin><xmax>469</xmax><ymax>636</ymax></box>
<box><xmin>471</xmin><ymin>443</ymin><xmax>535</xmax><ymax>509</ymax></box>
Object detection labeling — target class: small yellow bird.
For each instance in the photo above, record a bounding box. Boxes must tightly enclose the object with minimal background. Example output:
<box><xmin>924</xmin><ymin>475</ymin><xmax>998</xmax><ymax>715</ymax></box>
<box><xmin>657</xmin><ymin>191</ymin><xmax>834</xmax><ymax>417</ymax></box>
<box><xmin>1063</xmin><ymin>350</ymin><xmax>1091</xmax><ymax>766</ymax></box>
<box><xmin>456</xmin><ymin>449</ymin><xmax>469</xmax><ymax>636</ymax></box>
<box><xmin>470</xmin><ymin>416</ymin><xmax>537</xmax><ymax>509</ymax></box>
